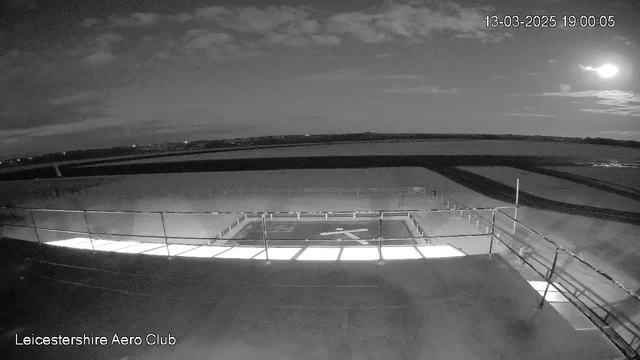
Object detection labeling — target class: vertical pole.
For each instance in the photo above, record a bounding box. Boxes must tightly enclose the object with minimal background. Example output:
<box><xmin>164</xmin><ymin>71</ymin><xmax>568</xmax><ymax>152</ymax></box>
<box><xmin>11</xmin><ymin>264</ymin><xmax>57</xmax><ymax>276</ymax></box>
<box><xmin>538</xmin><ymin>247</ymin><xmax>559</xmax><ymax>310</ymax></box>
<box><xmin>83</xmin><ymin>210</ymin><xmax>95</xmax><ymax>251</ymax></box>
<box><xmin>513</xmin><ymin>178</ymin><xmax>520</xmax><ymax>234</ymax></box>
<box><xmin>262</xmin><ymin>214</ymin><xmax>270</xmax><ymax>264</ymax></box>
<box><xmin>30</xmin><ymin>210</ymin><xmax>41</xmax><ymax>245</ymax></box>
<box><xmin>160</xmin><ymin>212</ymin><xmax>170</xmax><ymax>256</ymax></box>
<box><xmin>489</xmin><ymin>210</ymin><xmax>496</xmax><ymax>254</ymax></box>
<box><xmin>378</xmin><ymin>211</ymin><xmax>384</xmax><ymax>263</ymax></box>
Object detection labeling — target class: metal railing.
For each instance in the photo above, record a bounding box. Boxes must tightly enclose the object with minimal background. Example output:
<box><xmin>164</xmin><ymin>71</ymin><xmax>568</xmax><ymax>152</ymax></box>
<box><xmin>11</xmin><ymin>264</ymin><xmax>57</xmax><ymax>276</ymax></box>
<box><xmin>0</xmin><ymin>205</ymin><xmax>491</xmax><ymax>259</ymax></box>
<box><xmin>432</xmin><ymin>192</ymin><xmax>640</xmax><ymax>359</ymax></box>
<box><xmin>1</xmin><ymin>196</ymin><xmax>639</xmax><ymax>358</ymax></box>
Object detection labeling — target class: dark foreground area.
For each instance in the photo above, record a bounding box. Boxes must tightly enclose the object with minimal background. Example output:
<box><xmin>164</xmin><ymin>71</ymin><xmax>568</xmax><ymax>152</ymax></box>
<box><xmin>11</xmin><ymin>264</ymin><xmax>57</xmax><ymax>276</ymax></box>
<box><xmin>0</xmin><ymin>238</ymin><xmax>624</xmax><ymax>360</ymax></box>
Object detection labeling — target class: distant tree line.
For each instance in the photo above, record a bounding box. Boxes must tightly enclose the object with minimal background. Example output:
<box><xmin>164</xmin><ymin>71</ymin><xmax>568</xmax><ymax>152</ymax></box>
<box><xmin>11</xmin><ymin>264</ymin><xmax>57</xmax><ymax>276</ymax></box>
<box><xmin>2</xmin><ymin>133</ymin><xmax>639</xmax><ymax>169</ymax></box>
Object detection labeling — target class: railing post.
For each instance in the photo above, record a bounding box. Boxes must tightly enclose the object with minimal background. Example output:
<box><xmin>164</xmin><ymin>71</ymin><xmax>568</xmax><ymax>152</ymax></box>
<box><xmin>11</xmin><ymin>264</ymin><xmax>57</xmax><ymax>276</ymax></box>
<box><xmin>29</xmin><ymin>209</ymin><xmax>42</xmax><ymax>245</ymax></box>
<box><xmin>378</xmin><ymin>211</ymin><xmax>384</xmax><ymax>264</ymax></box>
<box><xmin>262</xmin><ymin>214</ymin><xmax>270</xmax><ymax>264</ymax></box>
<box><xmin>538</xmin><ymin>247</ymin><xmax>560</xmax><ymax>310</ymax></box>
<box><xmin>489</xmin><ymin>210</ymin><xmax>496</xmax><ymax>254</ymax></box>
<box><xmin>513</xmin><ymin>178</ymin><xmax>520</xmax><ymax>234</ymax></box>
<box><xmin>83</xmin><ymin>210</ymin><xmax>95</xmax><ymax>251</ymax></box>
<box><xmin>160</xmin><ymin>212</ymin><xmax>170</xmax><ymax>257</ymax></box>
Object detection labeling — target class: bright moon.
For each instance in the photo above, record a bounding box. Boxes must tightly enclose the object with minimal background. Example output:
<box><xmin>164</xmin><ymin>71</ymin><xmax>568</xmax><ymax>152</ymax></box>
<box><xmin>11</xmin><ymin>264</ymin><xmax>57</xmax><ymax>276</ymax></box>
<box><xmin>596</xmin><ymin>64</ymin><xmax>619</xmax><ymax>78</ymax></box>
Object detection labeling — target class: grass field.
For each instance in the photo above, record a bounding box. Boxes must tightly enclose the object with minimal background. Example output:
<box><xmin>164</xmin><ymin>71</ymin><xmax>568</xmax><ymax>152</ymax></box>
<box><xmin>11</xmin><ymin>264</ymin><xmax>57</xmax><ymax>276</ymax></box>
<box><xmin>74</xmin><ymin>140</ymin><xmax>640</xmax><ymax>167</ymax></box>
<box><xmin>459</xmin><ymin>166</ymin><xmax>640</xmax><ymax>212</ymax></box>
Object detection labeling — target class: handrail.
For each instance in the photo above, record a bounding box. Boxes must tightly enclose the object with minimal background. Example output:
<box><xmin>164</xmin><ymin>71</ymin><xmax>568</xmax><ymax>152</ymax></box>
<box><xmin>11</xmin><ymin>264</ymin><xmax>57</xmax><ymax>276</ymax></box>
<box><xmin>1</xmin><ymin>198</ymin><xmax>638</xmax><ymax>357</ymax></box>
<box><xmin>0</xmin><ymin>221</ymin><xmax>490</xmax><ymax>242</ymax></box>
<box><xmin>496</xmin><ymin>209</ymin><xmax>640</xmax><ymax>303</ymax></box>
<box><xmin>0</xmin><ymin>206</ymin><xmax>500</xmax><ymax>216</ymax></box>
<box><xmin>432</xmin><ymin>193</ymin><xmax>640</xmax><ymax>304</ymax></box>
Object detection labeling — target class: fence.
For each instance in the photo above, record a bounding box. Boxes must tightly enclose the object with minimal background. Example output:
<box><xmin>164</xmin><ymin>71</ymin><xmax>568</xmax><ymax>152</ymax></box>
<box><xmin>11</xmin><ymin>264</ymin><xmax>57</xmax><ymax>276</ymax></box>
<box><xmin>0</xmin><ymin>205</ymin><xmax>492</xmax><ymax>245</ymax></box>
<box><xmin>1</xmin><ymin>197</ymin><xmax>639</xmax><ymax>359</ymax></box>
<box><xmin>431</xmin><ymin>191</ymin><xmax>640</xmax><ymax>359</ymax></box>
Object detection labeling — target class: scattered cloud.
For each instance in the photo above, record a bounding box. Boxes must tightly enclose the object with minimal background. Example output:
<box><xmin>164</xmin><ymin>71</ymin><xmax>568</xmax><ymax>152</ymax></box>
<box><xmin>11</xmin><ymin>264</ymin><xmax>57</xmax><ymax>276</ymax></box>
<box><xmin>266</xmin><ymin>33</ymin><xmax>308</xmax><ymax>47</ymax></box>
<box><xmin>327</xmin><ymin>12</ymin><xmax>394</xmax><ymax>43</ymax></box>
<box><xmin>295</xmin><ymin>68</ymin><xmax>369</xmax><ymax>81</ymax></box>
<box><xmin>226</xmin><ymin>6</ymin><xmax>308</xmax><ymax>33</ymax></box>
<box><xmin>559</xmin><ymin>84</ymin><xmax>571</xmax><ymax>93</ymax></box>
<box><xmin>502</xmin><ymin>113</ymin><xmax>556</xmax><ymax>118</ymax></box>
<box><xmin>86</xmin><ymin>51</ymin><xmax>116</xmax><ymax>66</ymax></box>
<box><xmin>4</xmin><ymin>0</ymin><xmax>37</xmax><ymax>10</ymax></box>
<box><xmin>155</xmin><ymin>51</ymin><xmax>170</xmax><ymax>59</ymax></box>
<box><xmin>284</xmin><ymin>19</ymin><xmax>319</xmax><ymax>36</ymax></box>
<box><xmin>179</xmin><ymin>29</ymin><xmax>263</xmax><ymax>59</ymax></box>
<box><xmin>538</xmin><ymin>90</ymin><xmax>640</xmax><ymax>118</ymax></box>
<box><xmin>383</xmin><ymin>86</ymin><xmax>459</xmax><ymax>95</ymax></box>
<box><xmin>579</xmin><ymin>108</ymin><xmax>640</xmax><ymax>117</ymax></box>
<box><xmin>49</xmin><ymin>91</ymin><xmax>99</xmax><ymax>106</ymax></box>
<box><xmin>80</xmin><ymin>18</ymin><xmax>102</xmax><ymax>28</ymax></box>
<box><xmin>183</xmin><ymin>30</ymin><xmax>233</xmax><ymax>49</ymax></box>
<box><xmin>310</xmin><ymin>34</ymin><xmax>341</xmax><ymax>46</ymax></box>
<box><xmin>95</xmin><ymin>32</ymin><xmax>123</xmax><ymax>49</ymax></box>
<box><xmin>82</xmin><ymin>32</ymin><xmax>123</xmax><ymax>66</ymax></box>
<box><xmin>109</xmin><ymin>12</ymin><xmax>160</xmax><ymax>27</ymax></box>
<box><xmin>171</xmin><ymin>13</ymin><xmax>193</xmax><ymax>23</ymax></box>
<box><xmin>598</xmin><ymin>130</ymin><xmax>640</xmax><ymax>139</ymax></box>
<box><xmin>71</xmin><ymin>2</ymin><xmax>512</xmax><ymax>65</ymax></box>
<box><xmin>613</xmin><ymin>34</ymin><xmax>635</xmax><ymax>47</ymax></box>
<box><xmin>295</xmin><ymin>68</ymin><xmax>426</xmax><ymax>82</ymax></box>
<box><xmin>373</xmin><ymin>53</ymin><xmax>391</xmax><ymax>58</ymax></box>
<box><xmin>378</xmin><ymin>74</ymin><xmax>425</xmax><ymax>79</ymax></box>
<box><xmin>326</xmin><ymin>2</ymin><xmax>511</xmax><ymax>44</ymax></box>
<box><xmin>454</xmin><ymin>31</ymin><xmax>512</xmax><ymax>44</ymax></box>
<box><xmin>548</xmin><ymin>59</ymin><xmax>556</xmax><ymax>63</ymax></box>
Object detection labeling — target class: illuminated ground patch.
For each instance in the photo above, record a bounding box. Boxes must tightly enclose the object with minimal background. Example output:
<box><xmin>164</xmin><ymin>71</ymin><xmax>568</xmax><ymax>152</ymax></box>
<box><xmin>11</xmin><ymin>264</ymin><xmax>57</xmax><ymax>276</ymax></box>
<box><xmin>232</xmin><ymin>219</ymin><xmax>413</xmax><ymax>244</ymax></box>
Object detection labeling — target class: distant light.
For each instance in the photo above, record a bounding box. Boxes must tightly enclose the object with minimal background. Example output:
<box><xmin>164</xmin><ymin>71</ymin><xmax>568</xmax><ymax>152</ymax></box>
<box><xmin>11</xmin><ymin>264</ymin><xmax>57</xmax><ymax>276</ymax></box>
<box><xmin>596</xmin><ymin>63</ymin><xmax>619</xmax><ymax>78</ymax></box>
<box><xmin>132</xmin><ymin>145</ymin><xmax>136</xmax><ymax>148</ymax></box>
<box><xmin>17</xmin><ymin>159</ymin><xmax>20</xmax><ymax>161</ymax></box>
<box><xmin>28</xmin><ymin>157</ymin><xmax>32</xmax><ymax>159</ymax></box>
<box><xmin>184</xmin><ymin>141</ymin><xmax>188</xmax><ymax>144</ymax></box>
<box><xmin>62</xmin><ymin>152</ymin><xmax>66</xmax><ymax>155</ymax></box>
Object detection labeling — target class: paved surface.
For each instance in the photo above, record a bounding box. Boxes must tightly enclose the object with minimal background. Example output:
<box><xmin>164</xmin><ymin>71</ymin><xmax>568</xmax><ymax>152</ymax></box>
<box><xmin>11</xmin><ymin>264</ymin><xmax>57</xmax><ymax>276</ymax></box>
<box><xmin>0</xmin><ymin>238</ymin><xmax>624</xmax><ymax>360</ymax></box>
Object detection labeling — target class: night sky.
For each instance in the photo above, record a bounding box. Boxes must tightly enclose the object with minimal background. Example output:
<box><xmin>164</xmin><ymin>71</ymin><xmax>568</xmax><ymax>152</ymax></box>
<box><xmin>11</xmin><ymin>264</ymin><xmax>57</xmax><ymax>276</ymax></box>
<box><xmin>1</xmin><ymin>0</ymin><xmax>639</xmax><ymax>158</ymax></box>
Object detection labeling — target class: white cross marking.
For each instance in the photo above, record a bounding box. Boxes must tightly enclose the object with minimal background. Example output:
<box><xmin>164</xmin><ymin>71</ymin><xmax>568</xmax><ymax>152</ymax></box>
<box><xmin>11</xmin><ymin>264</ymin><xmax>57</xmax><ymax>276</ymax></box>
<box><xmin>320</xmin><ymin>228</ymin><xmax>370</xmax><ymax>245</ymax></box>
